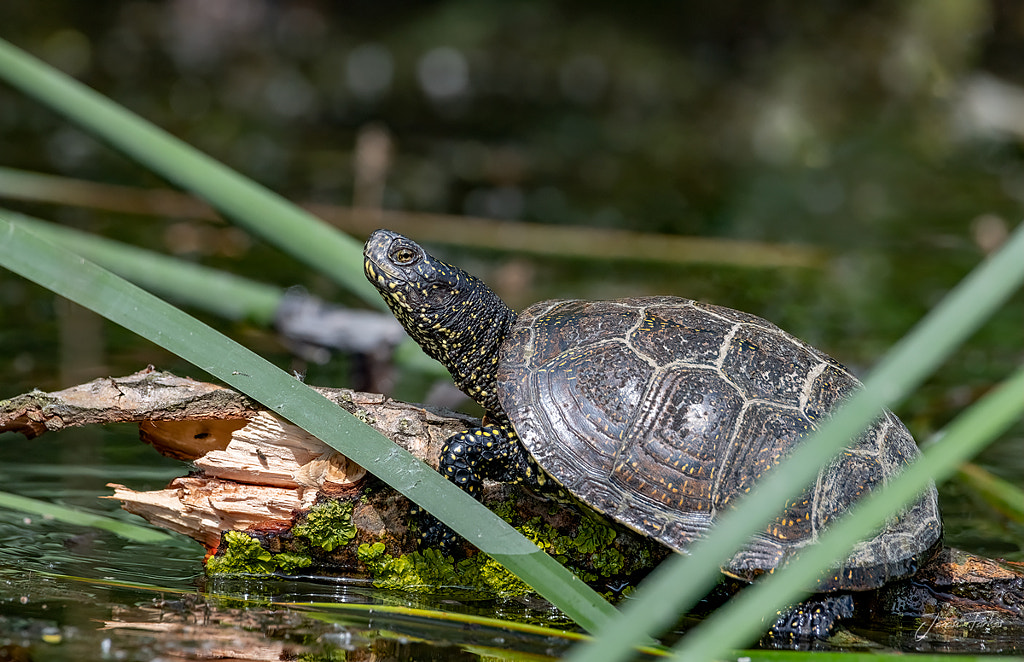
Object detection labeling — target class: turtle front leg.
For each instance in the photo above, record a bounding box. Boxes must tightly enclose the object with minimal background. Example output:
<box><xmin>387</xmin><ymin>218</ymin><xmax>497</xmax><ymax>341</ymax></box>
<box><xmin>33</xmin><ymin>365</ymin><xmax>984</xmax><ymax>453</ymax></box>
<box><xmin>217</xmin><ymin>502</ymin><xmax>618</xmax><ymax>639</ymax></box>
<box><xmin>440</xmin><ymin>424</ymin><xmax>545</xmax><ymax>495</ymax></box>
<box><xmin>414</xmin><ymin>423</ymin><xmax>543</xmax><ymax>555</ymax></box>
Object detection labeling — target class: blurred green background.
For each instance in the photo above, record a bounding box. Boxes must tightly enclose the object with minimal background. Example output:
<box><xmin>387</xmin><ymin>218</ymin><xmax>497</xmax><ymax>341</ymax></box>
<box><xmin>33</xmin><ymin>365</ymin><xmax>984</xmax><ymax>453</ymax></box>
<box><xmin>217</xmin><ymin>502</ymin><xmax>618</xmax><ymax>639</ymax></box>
<box><xmin>1</xmin><ymin>0</ymin><xmax>1021</xmax><ymax>558</ymax></box>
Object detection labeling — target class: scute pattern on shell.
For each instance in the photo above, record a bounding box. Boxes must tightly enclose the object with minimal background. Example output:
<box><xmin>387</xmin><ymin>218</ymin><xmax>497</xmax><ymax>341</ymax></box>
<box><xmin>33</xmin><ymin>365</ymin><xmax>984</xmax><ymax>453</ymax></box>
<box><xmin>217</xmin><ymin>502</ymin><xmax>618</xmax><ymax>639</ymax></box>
<box><xmin>497</xmin><ymin>296</ymin><xmax>941</xmax><ymax>591</ymax></box>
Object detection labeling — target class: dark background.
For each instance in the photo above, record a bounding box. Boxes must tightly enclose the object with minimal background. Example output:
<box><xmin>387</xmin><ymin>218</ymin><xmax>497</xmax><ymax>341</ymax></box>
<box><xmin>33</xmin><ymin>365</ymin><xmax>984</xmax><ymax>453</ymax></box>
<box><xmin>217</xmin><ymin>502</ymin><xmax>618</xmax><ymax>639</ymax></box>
<box><xmin>1</xmin><ymin>0</ymin><xmax>1021</xmax><ymax>560</ymax></box>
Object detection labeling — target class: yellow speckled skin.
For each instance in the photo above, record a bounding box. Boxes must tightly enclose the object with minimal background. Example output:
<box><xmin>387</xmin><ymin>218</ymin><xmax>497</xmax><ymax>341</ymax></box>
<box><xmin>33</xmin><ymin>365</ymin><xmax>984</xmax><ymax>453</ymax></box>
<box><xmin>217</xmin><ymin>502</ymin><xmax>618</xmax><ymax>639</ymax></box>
<box><xmin>364</xmin><ymin>229</ymin><xmax>943</xmax><ymax>642</ymax></box>
<box><xmin>363</xmin><ymin>229</ymin><xmax>515</xmax><ymax>417</ymax></box>
<box><xmin>364</xmin><ymin>229</ymin><xmax>545</xmax><ymax>551</ymax></box>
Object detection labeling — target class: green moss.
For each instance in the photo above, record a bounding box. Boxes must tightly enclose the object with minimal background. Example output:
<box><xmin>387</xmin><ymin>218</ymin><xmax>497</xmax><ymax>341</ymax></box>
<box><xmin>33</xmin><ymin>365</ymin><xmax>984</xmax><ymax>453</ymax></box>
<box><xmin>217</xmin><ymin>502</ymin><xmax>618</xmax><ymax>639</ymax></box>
<box><xmin>296</xmin><ymin>650</ymin><xmax>347</xmax><ymax>662</ymax></box>
<box><xmin>466</xmin><ymin>552</ymin><xmax>532</xmax><ymax>596</ymax></box>
<box><xmin>293</xmin><ymin>499</ymin><xmax>357</xmax><ymax>552</ymax></box>
<box><xmin>350</xmin><ymin>408</ymin><xmax>376</xmax><ymax>427</ymax></box>
<box><xmin>571</xmin><ymin>515</ymin><xmax>618</xmax><ymax>554</ymax></box>
<box><xmin>206</xmin><ymin>530</ymin><xmax>313</xmax><ymax>575</ymax></box>
<box><xmin>274</xmin><ymin>551</ymin><xmax>317</xmax><ymax>573</ymax></box>
<box><xmin>206</xmin><ymin>499</ymin><xmax>359</xmax><ymax>576</ymax></box>
<box><xmin>590</xmin><ymin>547</ymin><xmax>626</xmax><ymax>576</ymax></box>
<box><xmin>357</xmin><ymin>541</ymin><xmax>531</xmax><ymax>596</ymax></box>
<box><xmin>358</xmin><ymin>543</ymin><xmax>451</xmax><ymax>590</ymax></box>
<box><xmin>356</xmin><ymin>496</ymin><xmax>649</xmax><ymax>596</ymax></box>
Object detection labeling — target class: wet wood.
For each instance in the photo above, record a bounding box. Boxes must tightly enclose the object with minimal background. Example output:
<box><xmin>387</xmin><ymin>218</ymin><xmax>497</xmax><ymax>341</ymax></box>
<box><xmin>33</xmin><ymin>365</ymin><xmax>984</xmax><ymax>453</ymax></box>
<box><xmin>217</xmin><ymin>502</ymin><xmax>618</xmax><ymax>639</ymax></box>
<box><xmin>1</xmin><ymin>368</ymin><xmax>1022</xmax><ymax>651</ymax></box>
<box><xmin>0</xmin><ymin>367</ymin><xmax>664</xmax><ymax>587</ymax></box>
<box><xmin>0</xmin><ymin>366</ymin><xmax>476</xmax><ymax>555</ymax></box>
<box><xmin>0</xmin><ymin>367</ymin><xmax>254</xmax><ymax>439</ymax></box>
<box><xmin>858</xmin><ymin>546</ymin><xmax>1024</xmax><ymax>651</ymax></box>
<box><xmin>107</xmin><ymin>474</ymin><xmax>310</xmax><ymax>549</ymax></box>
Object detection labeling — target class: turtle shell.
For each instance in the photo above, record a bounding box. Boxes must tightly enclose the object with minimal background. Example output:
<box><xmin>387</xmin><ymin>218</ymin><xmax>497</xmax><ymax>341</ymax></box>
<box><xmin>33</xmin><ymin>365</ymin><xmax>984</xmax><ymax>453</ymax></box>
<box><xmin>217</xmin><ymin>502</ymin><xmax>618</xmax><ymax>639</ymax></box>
<box><xmin>496</xmin><ymin>296</ymin><xmax>941</xmax><ymax>591</ymax></box>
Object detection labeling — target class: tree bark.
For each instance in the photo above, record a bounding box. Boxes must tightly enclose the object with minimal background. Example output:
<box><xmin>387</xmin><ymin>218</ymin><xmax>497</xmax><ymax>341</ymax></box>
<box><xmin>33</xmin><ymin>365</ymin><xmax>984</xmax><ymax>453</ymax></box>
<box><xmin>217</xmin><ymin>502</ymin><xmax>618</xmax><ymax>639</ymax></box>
<box><xmin>2</xmin><ymin>367</ymin><xmax>1022</xmax><ymax>651</ymax></box>
<box><xmin>0</xmin><ymin>367</ymin><xmax>666</xmax><ymax>593</ymax></box>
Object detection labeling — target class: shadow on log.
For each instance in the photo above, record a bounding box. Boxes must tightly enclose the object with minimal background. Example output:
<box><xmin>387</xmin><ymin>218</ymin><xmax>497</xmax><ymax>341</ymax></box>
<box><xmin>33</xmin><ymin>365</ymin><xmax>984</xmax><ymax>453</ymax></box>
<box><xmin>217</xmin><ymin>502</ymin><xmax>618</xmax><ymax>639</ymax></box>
<box><xmin>1</xmin><ymin>367</ymin><xmax>1022</xmax><ymax>652</ymax></box>
<box><xmin>0</xmin><ymin>367</ymin><xmax>666</xmax><ymax>597</ymax></box>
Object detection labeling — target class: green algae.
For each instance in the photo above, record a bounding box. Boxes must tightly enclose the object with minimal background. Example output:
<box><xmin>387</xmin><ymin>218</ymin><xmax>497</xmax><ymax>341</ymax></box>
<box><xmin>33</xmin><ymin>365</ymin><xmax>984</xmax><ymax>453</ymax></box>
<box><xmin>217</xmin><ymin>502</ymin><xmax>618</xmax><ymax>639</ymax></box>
<box><xmin>357</xmin><ymin>496</ymin><xmax>653</xmax><ymax>596</ymax></box>
<box><xmin>205</xmin><ymin>493</ymin><xmax>653</xmax><ymax>590</ymax></box>
<box><xmin>357</xmin><ymin>541</ymin><xmax>532</xmax><ymax>596</ymax></box>
<box><xmin>206</xmin><ymin>499</ymin><xmax>357</xmax><ymax>575</ymax></box>
<box><xmin>206</xmin><ymin>530</ymin><xmax>313</xmax><ymax>575</ymax></box>
<box><xmin>293</xmin><ymin>499</ymin><xmax>357</xmax><ymax>552</ymax></box>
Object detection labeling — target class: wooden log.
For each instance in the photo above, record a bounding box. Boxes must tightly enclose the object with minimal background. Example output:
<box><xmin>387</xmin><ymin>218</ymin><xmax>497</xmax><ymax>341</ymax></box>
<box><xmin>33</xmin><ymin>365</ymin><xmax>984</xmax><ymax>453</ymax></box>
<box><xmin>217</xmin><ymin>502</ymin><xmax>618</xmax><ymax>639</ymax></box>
<box><xmin>2</xmin><ymin>368</ymin><xmax>1022</xmax><ymax>650</ymax></box>
<box><xmin>0</xmin><ymin>367</ymin><xmax>667</xmax><ymax>595</ymax></box>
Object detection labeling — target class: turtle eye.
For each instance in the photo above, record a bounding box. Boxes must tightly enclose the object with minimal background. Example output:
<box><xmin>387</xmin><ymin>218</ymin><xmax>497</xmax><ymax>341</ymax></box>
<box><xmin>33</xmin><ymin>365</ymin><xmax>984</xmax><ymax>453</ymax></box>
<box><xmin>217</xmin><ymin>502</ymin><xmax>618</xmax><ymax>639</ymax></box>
<box><xmin>390</xmin><ymin>245</ymin><xmax>419</xmax><ymax>266</ymax></box>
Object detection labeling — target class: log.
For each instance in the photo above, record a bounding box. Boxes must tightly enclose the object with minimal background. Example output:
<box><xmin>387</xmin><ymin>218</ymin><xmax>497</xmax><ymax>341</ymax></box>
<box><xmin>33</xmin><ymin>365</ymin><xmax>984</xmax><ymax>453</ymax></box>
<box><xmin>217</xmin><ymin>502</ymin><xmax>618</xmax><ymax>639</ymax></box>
<box><xmin>0</xmin><ymin>367</ymin><xmax>667</xmax><ymax>596</ymax></box>
<box><xmin>2</xmin><ymin>368</ymin><xmax>1022</xmax><ymax>652</ymax></box>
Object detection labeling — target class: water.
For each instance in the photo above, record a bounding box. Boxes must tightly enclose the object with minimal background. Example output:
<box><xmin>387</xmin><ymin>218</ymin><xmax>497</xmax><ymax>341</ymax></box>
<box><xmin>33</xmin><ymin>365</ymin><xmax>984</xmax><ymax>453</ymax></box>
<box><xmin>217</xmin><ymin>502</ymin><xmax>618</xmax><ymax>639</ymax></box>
<box><xmin>0</xmin><ymin>2</ymin><xmax>1022</xmax><ymax>658</ymax></box>
<box><xmin>0</xmin><ymin>426</ymin><xmax>592</xmax><ymax>661</ymax></box>
<box><xmin>0</xmin><ymin>339</ymin><xmax>1020</xmax><ymax>659</ymax></box>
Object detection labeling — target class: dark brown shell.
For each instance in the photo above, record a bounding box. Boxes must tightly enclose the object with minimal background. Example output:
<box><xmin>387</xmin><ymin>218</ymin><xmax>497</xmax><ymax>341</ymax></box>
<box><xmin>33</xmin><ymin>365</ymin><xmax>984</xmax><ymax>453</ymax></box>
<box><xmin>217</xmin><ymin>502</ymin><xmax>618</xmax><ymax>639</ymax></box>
<box><xmin>497</xmin><ymin>296</ymin><xmax>941</xmax><ymax>591</ymax></box>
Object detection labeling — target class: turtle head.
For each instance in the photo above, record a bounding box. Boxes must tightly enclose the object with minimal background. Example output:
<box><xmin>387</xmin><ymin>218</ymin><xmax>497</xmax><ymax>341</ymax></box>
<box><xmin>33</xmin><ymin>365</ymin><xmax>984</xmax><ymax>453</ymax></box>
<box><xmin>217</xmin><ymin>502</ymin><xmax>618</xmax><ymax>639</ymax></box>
<box><xmin>363</xmin><ymin>229</ymin><xmax>515</xmax><ymax>414</ymax></box>
<box><xmin>364</xmin><ymin>229</ymin><xmax>479</xmax><ymax>329</ymax></box>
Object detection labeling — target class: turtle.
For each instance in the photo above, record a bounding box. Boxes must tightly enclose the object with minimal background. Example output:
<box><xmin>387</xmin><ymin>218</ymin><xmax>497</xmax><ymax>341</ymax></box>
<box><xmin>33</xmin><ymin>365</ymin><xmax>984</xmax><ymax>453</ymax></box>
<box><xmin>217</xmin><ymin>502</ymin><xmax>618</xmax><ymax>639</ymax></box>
<box><xmin>362</xmin><ymin>228</ymin><xmax>942</xmax><ymax>643</ymax></box>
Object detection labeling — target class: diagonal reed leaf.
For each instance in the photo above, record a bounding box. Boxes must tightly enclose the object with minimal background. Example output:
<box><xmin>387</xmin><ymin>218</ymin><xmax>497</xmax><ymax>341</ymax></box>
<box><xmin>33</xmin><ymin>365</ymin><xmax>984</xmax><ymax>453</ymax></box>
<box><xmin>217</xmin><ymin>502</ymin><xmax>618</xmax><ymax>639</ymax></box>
<box><xmin>566</xmin><ymin>222</ymin><xmax>1024</xmax><ymax>662</ymax></box>
<box><xmin>5</xmin><ymin>211</ymin><xmax>281</xmax><ymax>323</ymax></box>
<box><xmin>0</xmin><ymin>37</ymin><xmax>380</xmax><ymax>308</ymax></box>
<box><xmin>0</xmin><ymin>213</ymin><xmax>619</xmax><ymax>633</ymax></box>
<box><xmin>670</xmin><ymin>365</ymin><xmax>1024</xmax><ymax>661</ymax></box>
<box><xmin>0</xmin><ymin>490</ymin><xmax>173</xmax><ymax>543</ymax></box>
<box><xmin>3</xmin><ymin>210</ymin><xmax>446</xmax><ymax>376</ymax></box>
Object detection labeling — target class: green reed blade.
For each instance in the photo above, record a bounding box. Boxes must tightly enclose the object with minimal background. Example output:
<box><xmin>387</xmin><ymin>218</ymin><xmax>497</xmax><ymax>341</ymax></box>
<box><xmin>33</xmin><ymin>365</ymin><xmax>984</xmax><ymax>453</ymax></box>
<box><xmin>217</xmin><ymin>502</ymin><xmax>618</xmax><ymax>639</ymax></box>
<box><xmin>565</xmin><ymin>222</ymin><xmax>1024</xmax><ymax>662</ymax></box>
<box><xmin>0</xmin><ymin>212</ymin><xmax>618</xmax><ymax>633</ymax></box>
<box><xmin>0</xmin><ymin>37</ymin><xmax>381</xmax><ymax>308</ymax></box>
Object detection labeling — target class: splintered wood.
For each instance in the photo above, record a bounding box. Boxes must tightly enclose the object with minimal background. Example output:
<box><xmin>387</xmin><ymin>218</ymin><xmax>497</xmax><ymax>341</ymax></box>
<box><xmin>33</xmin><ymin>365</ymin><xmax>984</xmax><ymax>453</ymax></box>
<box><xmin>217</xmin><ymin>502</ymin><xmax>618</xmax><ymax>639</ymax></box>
<box><xmin>110</xmin><ymin>411</ymin><xmax>369</xmax><ymax>548</ymax></box>
<box><xmin>0</xmin><ymin>367</ymin><xmax>475</xmax><ymax>554</ymax></box>
<box><xmin>4</xmin><ymin>366</ymin><xmax>1022</xmax><ymax>644</ymax></box>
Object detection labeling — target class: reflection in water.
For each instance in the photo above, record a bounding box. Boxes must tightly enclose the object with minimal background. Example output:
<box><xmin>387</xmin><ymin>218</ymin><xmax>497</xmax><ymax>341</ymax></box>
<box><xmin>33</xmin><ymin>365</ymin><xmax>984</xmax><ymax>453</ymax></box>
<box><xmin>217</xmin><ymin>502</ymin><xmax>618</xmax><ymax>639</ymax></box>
<box><xmin>0</xmin><ymin>1</ymin><xmax>1022</xmax><ymax>658</ymax></box>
